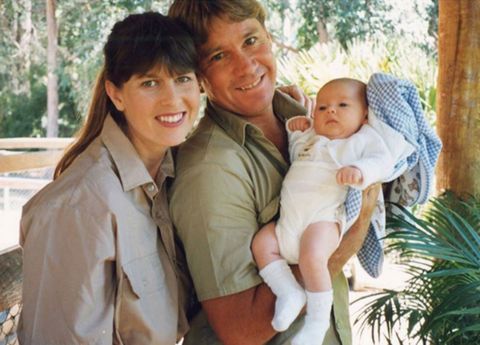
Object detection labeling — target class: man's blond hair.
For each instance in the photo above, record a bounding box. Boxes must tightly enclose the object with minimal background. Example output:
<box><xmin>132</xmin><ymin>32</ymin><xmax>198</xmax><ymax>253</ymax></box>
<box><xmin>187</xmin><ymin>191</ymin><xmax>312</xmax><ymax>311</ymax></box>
<box><xmin>168</xmin><ymin>0</ymin><xmax>267</xmax><ymax>47</ymax></box>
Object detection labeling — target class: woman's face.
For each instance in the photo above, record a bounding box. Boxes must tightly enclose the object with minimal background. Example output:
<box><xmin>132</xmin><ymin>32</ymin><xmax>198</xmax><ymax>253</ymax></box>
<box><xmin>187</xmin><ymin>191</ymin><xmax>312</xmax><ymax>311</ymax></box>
<box><xmin>107</xmin><ymin>65</ymin><xmax>200</xmax><ymax>158</ymax></box>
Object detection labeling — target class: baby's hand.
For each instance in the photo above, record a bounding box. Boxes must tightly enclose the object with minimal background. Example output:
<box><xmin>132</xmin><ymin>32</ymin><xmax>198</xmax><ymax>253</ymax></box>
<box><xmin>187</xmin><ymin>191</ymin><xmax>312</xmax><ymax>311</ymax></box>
<box><xmin>336</xmin><ymin>166</ymin><xmax>363</xmax><ymax>186</ymax></box>
<box><xmin>288</xmin><ymin>117</ymin><xmax>310</xmax><ymax>132</ymax></box>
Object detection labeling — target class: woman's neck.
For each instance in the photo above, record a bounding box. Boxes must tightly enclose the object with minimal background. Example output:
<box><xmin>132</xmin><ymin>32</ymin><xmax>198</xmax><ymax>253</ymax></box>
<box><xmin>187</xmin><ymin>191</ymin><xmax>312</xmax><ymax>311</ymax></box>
<box><xmin>135</xmin><ymin>142</ymin><xmax>167</xmax><ymax>179</ymax></box>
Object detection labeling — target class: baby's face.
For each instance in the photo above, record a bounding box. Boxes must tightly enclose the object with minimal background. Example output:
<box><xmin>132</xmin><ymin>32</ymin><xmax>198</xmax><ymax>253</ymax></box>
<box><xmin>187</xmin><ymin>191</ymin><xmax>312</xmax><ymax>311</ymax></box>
<box><xmin>313</xmin><ymin>81</ymin><xmax>368</xmax><ymax>140</ymax></box>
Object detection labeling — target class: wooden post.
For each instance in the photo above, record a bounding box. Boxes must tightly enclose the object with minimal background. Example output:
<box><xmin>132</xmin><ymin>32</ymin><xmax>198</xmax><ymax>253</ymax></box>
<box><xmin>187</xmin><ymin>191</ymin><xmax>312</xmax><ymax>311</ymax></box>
<box><xmin>436</xmin><ymin>0</ymin><xmax>480</xmax><ymax>198</ymax></box>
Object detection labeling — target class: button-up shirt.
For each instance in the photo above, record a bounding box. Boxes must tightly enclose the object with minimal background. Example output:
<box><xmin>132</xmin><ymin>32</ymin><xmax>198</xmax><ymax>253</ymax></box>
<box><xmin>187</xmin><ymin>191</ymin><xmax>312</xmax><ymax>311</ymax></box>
<box><xmin>170</xmin><ymin>92</ymin><xmax>352</xmax><ymax>345</ymax></box>
<box><xmin>19</xmin><ymin>115</ymin><xmax>188</xmax><ymax>345</ymax></box>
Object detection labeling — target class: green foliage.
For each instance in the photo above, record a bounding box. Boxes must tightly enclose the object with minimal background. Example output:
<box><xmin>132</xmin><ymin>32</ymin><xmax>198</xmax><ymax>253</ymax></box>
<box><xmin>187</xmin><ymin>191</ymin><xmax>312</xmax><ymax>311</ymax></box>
<box><xmin>0</xmin><ymin>64</ymin><xmax>46</xmax><ymax>138</ymax></box>
<box><xmin>426</xmin><ymin>0</ymin><xmax>439</xmax><ymax>45</ymax></box>
<box><xmin>276</xmin><ymin>38</ymin><xmax>438</xmax><ymax>122</ymax></box>
<box><xmin>0</xmin><ymin>0</ymin><xmax>437</xmax><ymax>138</ymax></box>
<box><xmin>296</xmin><ymin>0</ymin><xmax>394</xmax><ymax>50</ymax></box>
<box><xmin>0</xmin><ymin>0</ymin><xmax>172</xmax><ymax>138</ymax></box>
<box><xmin>354</xmin><ymin>192</ymin><xmax>480</xmax><ymax>344</ymax></box>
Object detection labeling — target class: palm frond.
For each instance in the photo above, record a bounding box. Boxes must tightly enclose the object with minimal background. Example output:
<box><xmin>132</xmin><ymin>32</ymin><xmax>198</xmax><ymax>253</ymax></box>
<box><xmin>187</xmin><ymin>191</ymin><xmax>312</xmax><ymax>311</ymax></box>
<box><xmin>355</xmin><ymin>192</ymin><xmax>480</xmax><ymax>344</ymax></box>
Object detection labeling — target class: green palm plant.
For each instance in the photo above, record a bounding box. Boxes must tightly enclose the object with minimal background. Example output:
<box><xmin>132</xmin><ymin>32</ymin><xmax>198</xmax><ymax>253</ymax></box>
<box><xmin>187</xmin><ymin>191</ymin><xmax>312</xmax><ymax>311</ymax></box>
<box><xmin>354</xmin><ymin>192</ymin><xmax>480</xmax><ymax>344</ymax></box>
<box><xmin>276</xmin><ymin>38</ymin><xmax>438</xmax><ymax>124</ymax></box>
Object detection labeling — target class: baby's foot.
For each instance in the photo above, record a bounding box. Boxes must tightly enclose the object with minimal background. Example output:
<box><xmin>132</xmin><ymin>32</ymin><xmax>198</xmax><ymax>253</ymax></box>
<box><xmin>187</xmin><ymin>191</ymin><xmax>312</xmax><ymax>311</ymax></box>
<box><xmin>271</xmin><ymin>289</ymin><xmax>306</xmax><ymax>331</ymax></box>
<box><xmin>291</xmin><ymin>317</ymin><xmax>329</xmax><ymax>345</ymax></box>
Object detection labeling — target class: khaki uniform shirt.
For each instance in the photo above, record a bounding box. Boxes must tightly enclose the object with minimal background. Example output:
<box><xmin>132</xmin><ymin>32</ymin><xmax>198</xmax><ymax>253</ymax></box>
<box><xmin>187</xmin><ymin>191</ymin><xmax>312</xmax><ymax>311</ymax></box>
<box><xmin>19</xmin><ymin>115</ymin><xmax>189</xmax><ymax>345</ymax></box>
<box><xmin>170</xmin><ymin>92</ymin><xmax>352</xmax><ymax>345</ymax></box>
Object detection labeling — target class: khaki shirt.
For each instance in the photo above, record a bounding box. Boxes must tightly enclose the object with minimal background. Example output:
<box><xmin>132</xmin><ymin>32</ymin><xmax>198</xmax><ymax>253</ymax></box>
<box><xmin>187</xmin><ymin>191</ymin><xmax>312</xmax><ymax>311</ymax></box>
<box><xmin>19</xmin><ymin>115</ymin><xmax>189</xmax><ymax>345</ymax></box>
<box><xmin>170</xmin><ymin>92</ymin><xmax>352</xmax><ymax>345</ymax></box>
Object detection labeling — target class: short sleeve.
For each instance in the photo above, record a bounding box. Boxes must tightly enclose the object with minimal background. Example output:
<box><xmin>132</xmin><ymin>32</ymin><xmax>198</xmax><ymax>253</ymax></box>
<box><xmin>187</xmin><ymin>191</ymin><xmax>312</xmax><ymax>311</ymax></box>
<box><xmin>169</xmin><ymin>162</ymin><xmax>262</xmax><ymax>301</ymax></box>
<box><xmin>20</xmin><ymin>202</ymin><xmax>116</xmax><ymax>344</ymax></box>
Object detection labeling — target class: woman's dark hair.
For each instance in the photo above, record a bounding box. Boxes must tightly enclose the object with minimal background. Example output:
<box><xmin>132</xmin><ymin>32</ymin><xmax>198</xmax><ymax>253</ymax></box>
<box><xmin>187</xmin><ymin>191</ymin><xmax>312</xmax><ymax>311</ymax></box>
<box><xmin>55</xmin><ymin>12</ymin><xmax>197</xmax><ymax>178</ymax></box>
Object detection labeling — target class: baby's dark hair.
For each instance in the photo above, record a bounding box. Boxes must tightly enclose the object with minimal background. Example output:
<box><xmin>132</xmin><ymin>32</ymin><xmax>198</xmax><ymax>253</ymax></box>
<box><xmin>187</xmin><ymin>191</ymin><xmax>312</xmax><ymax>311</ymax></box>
<box><xmin>321</xmin><ymin>78</ymin><xmax>368</xmax><ymax>108</ymax></box>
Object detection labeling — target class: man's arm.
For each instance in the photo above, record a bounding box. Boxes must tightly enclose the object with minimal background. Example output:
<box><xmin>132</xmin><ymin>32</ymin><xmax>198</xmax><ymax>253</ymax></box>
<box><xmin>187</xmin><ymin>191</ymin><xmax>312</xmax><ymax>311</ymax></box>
<box><xmin>202</xmin><ymin>184</ymin><xmax>381</xmax><ymax>345</ymax></box>
<box><xmin>170</xmin><ymin>162</ymin><xmax>280</xmax><ymax>345</ymax></box>
<box><xmin>202</xmin><ymin>284</ymin><xmax>277</xmax><ymax>345</ymax></box>
<box><xmin>328</xmin><ymin>183</ymin><xmax>381</xmax><ymax>277</ymax></box>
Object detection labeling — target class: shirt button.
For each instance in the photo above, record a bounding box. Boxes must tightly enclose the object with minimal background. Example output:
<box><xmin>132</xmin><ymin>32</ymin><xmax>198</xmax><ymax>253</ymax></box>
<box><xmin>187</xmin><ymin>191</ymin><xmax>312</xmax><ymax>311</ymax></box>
<box><xmin>146</xmin><ymin>183</ymin><xmax>155</xmax><ymax>192</ymax></box>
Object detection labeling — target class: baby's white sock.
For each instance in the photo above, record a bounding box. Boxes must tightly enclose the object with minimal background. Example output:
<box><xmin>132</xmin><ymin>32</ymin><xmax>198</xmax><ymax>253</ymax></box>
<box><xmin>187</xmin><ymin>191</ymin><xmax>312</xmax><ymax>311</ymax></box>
<box><xmin>292</xmin><ymin>290</ymin><xmax>333</xmax><ymax>345</ymax></box>
<box><xmin>259</xmin><ymin>259</ymin><xmax>306</xmax><ymax>331</ymax></box>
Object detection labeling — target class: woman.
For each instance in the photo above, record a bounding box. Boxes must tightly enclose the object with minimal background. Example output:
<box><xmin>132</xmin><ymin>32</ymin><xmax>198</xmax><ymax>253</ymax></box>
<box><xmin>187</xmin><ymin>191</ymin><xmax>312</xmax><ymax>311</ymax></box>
<box><xmin>18</xmin><ymin>12</ymin><xmax>200</xmax><ymax>344</ymax></box>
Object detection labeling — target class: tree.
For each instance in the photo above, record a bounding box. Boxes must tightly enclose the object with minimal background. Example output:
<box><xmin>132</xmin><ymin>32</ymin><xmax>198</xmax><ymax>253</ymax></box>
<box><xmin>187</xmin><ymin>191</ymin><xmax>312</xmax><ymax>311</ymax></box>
<box><xmin>0</xmin><ymin>0</ymin><xmax>46</xmax><ymax>138</ymax></box>
<box><xmin>296</xmin><ymin>0</ymin><xmax>394</xmax><ymax>50</ymax></box>
<box><xmin>0</xmin><ymin>0</ymin><xmax>437</xmax><ymax>138</ymax></box>
<box><xmin>46</xmin><ymin>0</ymin><xmax>59</xmax><ymax>137</ymax></box>
<box><xmin>436</xmin><ymin>0</ymin><xmax>480</xmax><ymax>198</ymax></box>
<box><xmin>0</xmin><ymin>0</ymin><xmax>173</xmax><ymax>138</ymax></box>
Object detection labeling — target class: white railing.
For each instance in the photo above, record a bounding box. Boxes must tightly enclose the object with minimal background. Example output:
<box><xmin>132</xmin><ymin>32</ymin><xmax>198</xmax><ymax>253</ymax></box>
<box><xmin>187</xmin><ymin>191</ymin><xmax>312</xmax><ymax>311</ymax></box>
<box><xmin>0</xmin><ymin>138</ymin><xmax>72</xmax><ymax>247</ymax></box>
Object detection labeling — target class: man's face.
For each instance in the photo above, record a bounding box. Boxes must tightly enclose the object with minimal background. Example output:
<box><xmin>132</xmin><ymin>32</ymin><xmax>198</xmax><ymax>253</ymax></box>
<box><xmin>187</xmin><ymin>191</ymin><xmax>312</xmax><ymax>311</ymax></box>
<box><xmin>199</xmin><ymin>16</ymin><xmax>277</xmax><ymax>119</ymax></box>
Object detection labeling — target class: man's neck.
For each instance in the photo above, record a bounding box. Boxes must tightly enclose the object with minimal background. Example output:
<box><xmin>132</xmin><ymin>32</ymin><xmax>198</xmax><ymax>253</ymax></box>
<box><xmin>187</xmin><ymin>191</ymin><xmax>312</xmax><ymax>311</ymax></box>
<box><xmin>248</xmin><ymin>110</ymin><xmax>289</xmax><ymax>161</ymax></box>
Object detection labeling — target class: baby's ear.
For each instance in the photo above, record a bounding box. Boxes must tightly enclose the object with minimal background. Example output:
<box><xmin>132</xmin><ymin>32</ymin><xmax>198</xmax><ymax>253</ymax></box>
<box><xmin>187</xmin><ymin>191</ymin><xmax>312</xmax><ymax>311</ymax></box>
<box><xmin>363</xmin><ymin>110</ymin><xmax>369</xmax><ymax>124</ymax></box>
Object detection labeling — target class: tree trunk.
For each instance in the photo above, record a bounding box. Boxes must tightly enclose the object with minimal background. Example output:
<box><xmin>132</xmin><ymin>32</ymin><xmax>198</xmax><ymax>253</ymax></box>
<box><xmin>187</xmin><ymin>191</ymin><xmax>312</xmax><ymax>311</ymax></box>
<box><xmin>46</xmin><ymin>0</ymin><xmax>59</xmax><ymax>137</ymax></box>
<box><xmin>20</xmin><ymin>0</ymin><xmax>32</xmax><ymax>95</ymax></box>
<box><xmin>436</xmin><ymin>0</ymin><xmax>480</xmax><ymax>198</ymax></box>
<box><xmin>317</xmin><ymin>4</ymin><xmax>329</xmax><ymax>44</ymax></box>
<box><xmin>316</xmin><ymin>20</ymin><xmax>329</xmax><ymax>44</ymax></box>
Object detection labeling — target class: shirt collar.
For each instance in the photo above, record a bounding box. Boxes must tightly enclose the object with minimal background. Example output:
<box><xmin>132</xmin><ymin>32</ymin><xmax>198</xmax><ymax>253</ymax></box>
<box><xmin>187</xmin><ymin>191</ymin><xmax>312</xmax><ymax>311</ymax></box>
<box><xmin>156</xmin><ymin>149</ymin><xmax>175</xmax><ymax>185</ymax></box>
<box><xmin>100</xmin><ymin>115</ymin><xmax>174</xmax><ymax>192</ymax></box>
<box><xmin>205</xmin><ymin>90</ymin><xmax>307</xmax><ymax>146</ymax></box>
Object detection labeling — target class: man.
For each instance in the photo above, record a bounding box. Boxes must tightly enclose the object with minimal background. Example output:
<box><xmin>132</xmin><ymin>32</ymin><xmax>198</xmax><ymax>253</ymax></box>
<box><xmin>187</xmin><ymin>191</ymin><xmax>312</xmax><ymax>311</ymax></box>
<box><xmin>168</xmin><ymin>1</ymin><xmax>380</xmax><ymax>344</ymax></box>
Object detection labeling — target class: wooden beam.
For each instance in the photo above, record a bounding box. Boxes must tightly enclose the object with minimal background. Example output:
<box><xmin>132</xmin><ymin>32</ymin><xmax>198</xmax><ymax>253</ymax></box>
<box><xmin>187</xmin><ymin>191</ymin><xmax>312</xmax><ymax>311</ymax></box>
<box><xmin>0</xmin><ymin>177</ymin><xmax>50</xmax><ymax>189</ymax></box>
<box><xmin>0</xmin><ymin>151</ymin><xmax>63</xmax><ymax>173</ymax></box>
<box><xmin>0</xmin><ymin>137</ymin><xmax>72</xmax><ymax>150</ymax></box>
<box><xmin>0</xmin><ymin>246</ymin><xmax>22</xmax><ymax>311</ymax></box>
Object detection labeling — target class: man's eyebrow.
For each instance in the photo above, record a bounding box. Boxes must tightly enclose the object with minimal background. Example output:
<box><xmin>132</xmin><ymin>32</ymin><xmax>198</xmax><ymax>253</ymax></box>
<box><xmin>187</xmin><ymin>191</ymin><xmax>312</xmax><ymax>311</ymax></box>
<box><xmin>201</xmin><ymin>28</ymin><xmax>261</xmax><ymax>58</ymax></box>
<box><xmin>201</xmin><ymin>44</ymin><xmax>222</xmax><ymax>59</ymax></box>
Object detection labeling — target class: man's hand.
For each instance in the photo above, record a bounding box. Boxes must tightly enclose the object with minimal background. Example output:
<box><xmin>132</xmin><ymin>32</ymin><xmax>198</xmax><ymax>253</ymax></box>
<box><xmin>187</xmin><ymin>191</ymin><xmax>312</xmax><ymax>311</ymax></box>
<box><xmin>277</xmin><ymin>85</ymin><xmax>315</xmax><ymax>117</ymax></box>
<box><xmin>328</xmin><ymin>183</ymin><xmax>381</xmax><ymax>277</ymax></box>
<box><xmin>336</xmin><ymin>166</ymin><xmax>363</xmax><ymax>186</ymax></box>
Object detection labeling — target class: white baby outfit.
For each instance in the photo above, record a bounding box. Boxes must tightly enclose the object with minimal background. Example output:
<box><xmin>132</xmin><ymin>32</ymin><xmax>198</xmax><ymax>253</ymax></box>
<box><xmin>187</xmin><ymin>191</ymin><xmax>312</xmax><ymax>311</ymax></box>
<box><xmin>276</xmin><ymin>111</ymin><xmax>415</xmax><ymax>264</ymax></box>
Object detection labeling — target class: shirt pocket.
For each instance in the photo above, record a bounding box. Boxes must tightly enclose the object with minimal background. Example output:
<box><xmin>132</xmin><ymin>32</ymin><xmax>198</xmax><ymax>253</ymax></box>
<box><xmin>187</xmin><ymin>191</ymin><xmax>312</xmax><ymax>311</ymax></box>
<box><xmin>122</xmin><ymin>253</ymin><xmax>166</xmax><ymax>298</ymax></box>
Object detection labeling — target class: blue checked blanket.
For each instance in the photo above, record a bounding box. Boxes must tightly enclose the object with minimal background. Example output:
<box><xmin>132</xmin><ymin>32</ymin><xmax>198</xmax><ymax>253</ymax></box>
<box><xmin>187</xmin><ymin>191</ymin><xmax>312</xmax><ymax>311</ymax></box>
<box><xmin>344</xmin><ymin>73</ymin><xmax>442</xmax><ymax>277</ymax></box>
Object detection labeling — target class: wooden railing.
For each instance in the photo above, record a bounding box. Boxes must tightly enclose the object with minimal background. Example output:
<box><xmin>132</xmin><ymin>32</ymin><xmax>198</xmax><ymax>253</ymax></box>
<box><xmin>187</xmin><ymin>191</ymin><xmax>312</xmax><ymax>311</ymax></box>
<box><xmin>0</xmin><ymin>137</ymin><xmax>72</xmax><ymax>173</ymax></box>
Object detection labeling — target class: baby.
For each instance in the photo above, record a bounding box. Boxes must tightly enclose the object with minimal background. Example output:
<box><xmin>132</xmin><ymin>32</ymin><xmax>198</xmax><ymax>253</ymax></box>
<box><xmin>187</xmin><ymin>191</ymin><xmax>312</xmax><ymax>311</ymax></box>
<box><xmin>252</xmin><ymin>78</ymin><xmax>414</xmax><ymax>345</ymax></box>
